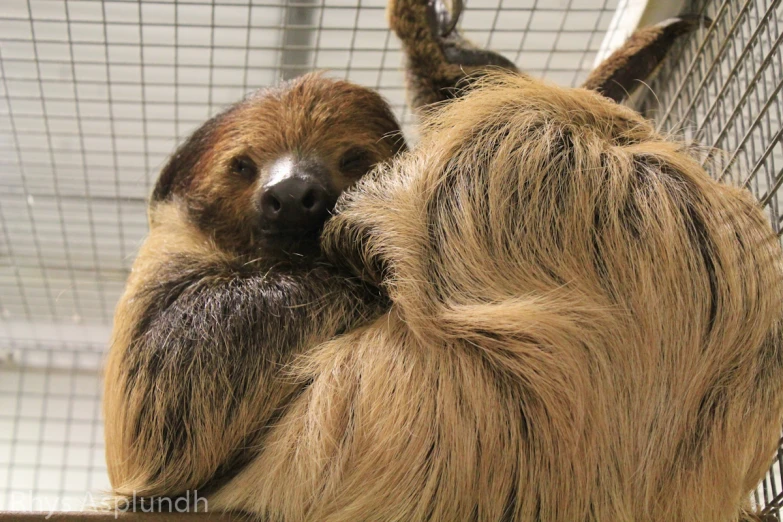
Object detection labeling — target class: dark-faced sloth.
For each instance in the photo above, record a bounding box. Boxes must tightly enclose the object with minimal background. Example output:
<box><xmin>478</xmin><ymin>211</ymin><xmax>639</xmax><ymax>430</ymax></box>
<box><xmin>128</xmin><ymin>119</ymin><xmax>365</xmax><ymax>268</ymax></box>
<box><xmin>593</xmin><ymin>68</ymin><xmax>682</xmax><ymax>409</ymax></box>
<box><xmin>103</xmin><ymin>1</ymin><xmax>782</xmax><ymax>521</ymax></box>
<box><xmin>103</xmin><ymin>75</ymin><xmax>405</xmax><ymax>497</ymax></box>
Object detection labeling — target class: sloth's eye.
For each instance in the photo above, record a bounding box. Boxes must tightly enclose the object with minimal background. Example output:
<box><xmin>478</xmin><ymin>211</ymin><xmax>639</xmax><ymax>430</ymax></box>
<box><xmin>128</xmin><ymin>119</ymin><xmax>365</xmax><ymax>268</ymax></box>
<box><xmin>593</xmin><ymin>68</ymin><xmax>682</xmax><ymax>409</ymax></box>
<box><xmin>230</xmin><ymin>155</ymin><xmax>257</xmax><ymax>179</ymax></box>
<box><xmin>339</xmin><ymin>147</ymin><xmax>372</xmax><ymax>173</ymax></box>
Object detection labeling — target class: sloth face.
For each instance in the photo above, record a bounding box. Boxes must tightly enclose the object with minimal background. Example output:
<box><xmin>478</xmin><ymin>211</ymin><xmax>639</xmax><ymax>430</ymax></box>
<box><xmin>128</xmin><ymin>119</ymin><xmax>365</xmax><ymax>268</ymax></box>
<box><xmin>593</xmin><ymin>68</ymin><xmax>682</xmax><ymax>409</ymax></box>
<box><xmin>151</xmin><ymin>73</ymin><xmax>405</xmax><ymax>259</ymax></box>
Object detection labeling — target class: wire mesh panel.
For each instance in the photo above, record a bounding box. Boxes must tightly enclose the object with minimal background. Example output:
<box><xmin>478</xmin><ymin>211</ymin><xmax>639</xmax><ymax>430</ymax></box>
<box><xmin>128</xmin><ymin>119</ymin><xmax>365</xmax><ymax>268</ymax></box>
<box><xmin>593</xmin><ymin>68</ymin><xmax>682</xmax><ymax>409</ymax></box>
<box><xmin>0</xmin><ymin>0</ymin><xmax>620</xmax><ymax>511</ymax></box>
<box><xmin>635</xmin><ymin>0</ymin><xmax>783</xmax><ymax>517</ymax></box>
<box><xmin>0</xmin><ymin>344</ymin><xmax>106</xmax><ymax>512</ymax></box>
<box><xmin>4</xmin><ymin>0</ymin><xmax>783</xmax><ymax>517</ymax></box>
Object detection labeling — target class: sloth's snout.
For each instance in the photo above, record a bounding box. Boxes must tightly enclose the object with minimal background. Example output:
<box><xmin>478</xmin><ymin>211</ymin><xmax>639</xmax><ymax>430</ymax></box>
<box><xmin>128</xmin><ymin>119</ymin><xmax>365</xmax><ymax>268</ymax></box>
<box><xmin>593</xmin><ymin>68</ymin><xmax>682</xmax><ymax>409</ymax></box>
<box><xmin>260</xmin><ymin>176</ymin><xmax>331</xmax><ymax>232</ymax></box>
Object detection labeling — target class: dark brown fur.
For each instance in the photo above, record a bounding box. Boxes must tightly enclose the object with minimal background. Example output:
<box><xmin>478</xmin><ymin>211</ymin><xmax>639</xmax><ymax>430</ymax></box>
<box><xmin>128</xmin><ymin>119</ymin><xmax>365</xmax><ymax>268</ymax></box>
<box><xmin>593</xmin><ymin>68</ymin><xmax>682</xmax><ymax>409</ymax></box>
<box><xmin>582</xmin><ymin>15</ymin><xmax>711</xmax><ymax>102</ymax></box>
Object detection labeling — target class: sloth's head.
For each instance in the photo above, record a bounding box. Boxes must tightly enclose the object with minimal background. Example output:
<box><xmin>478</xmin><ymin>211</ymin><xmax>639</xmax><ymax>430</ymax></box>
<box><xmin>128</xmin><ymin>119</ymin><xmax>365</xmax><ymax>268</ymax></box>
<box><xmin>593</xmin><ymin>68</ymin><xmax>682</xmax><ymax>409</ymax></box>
<box><xmin>150</xmin><ymin>73</ymin><xmax>404</xmax><ymax>258</ymax></box>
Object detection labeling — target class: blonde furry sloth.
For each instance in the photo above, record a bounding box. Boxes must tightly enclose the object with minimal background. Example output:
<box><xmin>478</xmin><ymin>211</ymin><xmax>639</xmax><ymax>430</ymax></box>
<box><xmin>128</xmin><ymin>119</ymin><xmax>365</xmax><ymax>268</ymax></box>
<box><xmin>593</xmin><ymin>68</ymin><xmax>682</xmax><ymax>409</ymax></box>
<box><xmin>205</xmin><ymin>73</ymin><xmax>783</xmax><ymax>521</ymax></box>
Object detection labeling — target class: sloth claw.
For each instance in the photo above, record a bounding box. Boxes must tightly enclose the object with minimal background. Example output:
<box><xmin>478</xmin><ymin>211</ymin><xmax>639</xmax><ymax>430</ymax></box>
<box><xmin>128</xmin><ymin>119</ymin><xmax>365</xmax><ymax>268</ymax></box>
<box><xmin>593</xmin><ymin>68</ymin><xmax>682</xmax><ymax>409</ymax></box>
<box><xmin>390</xmin><ymin>0</ymin><xmax>518</xmax><ymax>109</ymax></box>
<box><xmin>429</xmin><ymin>0</ymin><xmax>518</xmax><ymax>71</ymax></box>
<box><xmin>427</xmin><ymin>0</ymin><xmax>463</xmax><ymax>37</ymax></box>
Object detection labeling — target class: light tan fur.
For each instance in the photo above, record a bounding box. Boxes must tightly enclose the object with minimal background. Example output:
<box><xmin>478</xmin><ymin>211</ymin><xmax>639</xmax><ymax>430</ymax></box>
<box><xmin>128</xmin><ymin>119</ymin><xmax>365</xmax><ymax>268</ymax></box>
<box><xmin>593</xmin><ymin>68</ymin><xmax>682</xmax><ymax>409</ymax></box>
<box><xmin>204</xmin><ymin>74</ymin><xmax>783</xmax><ymax>521</ymax></box>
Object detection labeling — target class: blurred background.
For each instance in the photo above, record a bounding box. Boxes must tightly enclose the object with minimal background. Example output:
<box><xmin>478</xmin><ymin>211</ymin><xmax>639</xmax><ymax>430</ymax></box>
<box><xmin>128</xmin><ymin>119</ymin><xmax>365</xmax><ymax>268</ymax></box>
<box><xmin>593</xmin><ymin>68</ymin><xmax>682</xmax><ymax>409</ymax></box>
<box><xmin>0</xmin><ymin>0</ymin><xmax>781</xmax><ymax>515</ymax></box>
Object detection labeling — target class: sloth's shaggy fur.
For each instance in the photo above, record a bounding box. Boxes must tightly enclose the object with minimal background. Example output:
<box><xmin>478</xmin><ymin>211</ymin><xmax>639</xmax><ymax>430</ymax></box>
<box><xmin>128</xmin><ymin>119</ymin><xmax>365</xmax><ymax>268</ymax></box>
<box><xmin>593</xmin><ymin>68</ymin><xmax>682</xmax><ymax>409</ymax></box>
<box><xmin>205</xmin><ymin>74</ymin><xmax>783</xmax><ymax>521</ymax></box>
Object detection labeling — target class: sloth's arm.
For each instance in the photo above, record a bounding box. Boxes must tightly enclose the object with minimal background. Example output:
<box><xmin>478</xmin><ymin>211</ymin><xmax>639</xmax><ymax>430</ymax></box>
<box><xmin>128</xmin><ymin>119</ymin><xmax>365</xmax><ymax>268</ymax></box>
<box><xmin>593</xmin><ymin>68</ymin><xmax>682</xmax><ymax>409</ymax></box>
<box><xmin>103</xmin><ymin>250</ymin><xmax>383</xmax><ymax>498</ymax></box>
<box><xmin>389</xmin><ymin>0</ymin><xmax>708</xmax><ymax>109</ymax></box>
<box><xmin>582</xmin><ymin>15</ymin><xmax>710</xmax><ymax>102</ymax></box>
<box><xmin>388</xmin><ymin>0</ymin><xmax>520</xmax><ymax>112</ymax></box>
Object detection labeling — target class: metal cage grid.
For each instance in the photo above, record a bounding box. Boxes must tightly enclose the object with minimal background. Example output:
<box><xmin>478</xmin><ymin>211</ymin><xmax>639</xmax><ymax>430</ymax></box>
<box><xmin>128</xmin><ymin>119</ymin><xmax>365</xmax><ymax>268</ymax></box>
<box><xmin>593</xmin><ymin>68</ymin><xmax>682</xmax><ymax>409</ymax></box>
<box><xmin>635</xmin><ymin>0</ymin><xmax>783</xmax><ymax>517</ymax></box>
<box><xmin>1</xmin><ymin>0</ymin><xmax>782</xmax><ymax>516</ymax></box>
<box><xmin>1</xmin><ymin>345</ymin><xmax>105</xmax><ymax>512</ymax></box>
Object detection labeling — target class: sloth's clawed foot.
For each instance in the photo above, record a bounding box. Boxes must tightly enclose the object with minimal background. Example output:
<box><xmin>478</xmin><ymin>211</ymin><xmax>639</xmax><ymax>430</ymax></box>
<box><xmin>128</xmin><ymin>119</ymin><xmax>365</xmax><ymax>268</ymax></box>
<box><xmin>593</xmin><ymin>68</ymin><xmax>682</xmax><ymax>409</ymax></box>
<box><xmin>389</xmin><ymin>0</ymin><xmax>519</xmax><ymax>110</ymax></box>
<box><xmin>426</xmin><ymin>0</ymin><xmax>463</xmax><ymax>37</ymax></box>
<box><xmin>429</xmin><ymin>0</ymin><xmax>517</xmax><ymax>70</ymax></box>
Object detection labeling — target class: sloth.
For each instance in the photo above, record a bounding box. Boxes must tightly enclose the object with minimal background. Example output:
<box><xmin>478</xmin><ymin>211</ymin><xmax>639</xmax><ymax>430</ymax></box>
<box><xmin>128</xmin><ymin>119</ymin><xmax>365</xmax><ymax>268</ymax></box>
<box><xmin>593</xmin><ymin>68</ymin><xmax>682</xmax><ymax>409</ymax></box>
<box><xmin>205</xmin><ymin>72</ymin><xmax>783</xmax><ymax>521</ymax></box>
<box><xmin>103</xmin><ymin>74</ymin><xmax>405</xmax><ymax>497</ymax></box>
<box><xmin>102</xmin><ymin>0</ymin><xmax>780</xmax><ymax>520</ymax></box>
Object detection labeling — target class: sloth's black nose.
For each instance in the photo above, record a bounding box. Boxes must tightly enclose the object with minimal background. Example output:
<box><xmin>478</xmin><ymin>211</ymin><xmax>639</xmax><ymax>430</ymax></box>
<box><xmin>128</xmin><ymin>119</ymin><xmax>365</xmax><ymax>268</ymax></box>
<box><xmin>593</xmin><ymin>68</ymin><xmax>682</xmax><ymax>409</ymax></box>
<box><xmin>260</xmin><ymin>177</ymin><xmax>331</xmax><ymax>231</ymax></box>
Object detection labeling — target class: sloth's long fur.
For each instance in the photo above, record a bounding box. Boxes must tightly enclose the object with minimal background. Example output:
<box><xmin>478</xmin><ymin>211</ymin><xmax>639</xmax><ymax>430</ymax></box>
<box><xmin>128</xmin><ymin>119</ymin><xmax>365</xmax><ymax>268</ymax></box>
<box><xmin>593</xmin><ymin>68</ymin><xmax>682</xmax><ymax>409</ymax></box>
<box><xmin>204</xmin><ymin>74</ymin><xmax>783</xmax><ymax>521</ymax></box>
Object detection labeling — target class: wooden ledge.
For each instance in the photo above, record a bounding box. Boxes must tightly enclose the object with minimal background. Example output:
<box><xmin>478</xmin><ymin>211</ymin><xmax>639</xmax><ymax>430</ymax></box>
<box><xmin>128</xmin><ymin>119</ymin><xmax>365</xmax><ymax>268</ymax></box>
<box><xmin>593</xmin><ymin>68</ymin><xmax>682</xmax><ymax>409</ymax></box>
<box><xmin>0</xmin><ymin>513</ymin><xmax>239</xmax><ymax>521</ymax></box>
